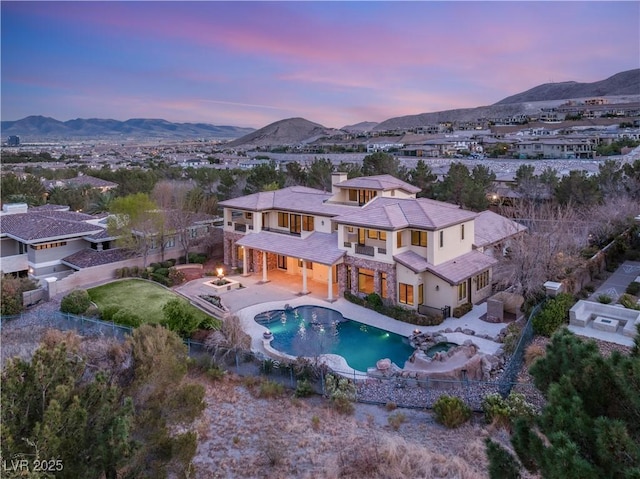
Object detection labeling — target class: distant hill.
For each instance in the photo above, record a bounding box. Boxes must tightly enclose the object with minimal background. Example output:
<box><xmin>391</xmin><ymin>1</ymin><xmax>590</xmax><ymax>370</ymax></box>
<box><xmin>226</xmin><ymin>117</ymin><xmax>344</xmax><ymax>148</ymax></box>
<box><xmin>494</xmin><ymin>69</ymin><xmax>640</xmax><ymax>105</ymax></box>
<box><xmin>341</xmin><ymin>121</ymin><xmax>379</xmax><ymax>133</ymax></box>
<box><xmin>0</xmin><ymin>116</ymin><xmax>255</xmax><ymax>141</ymax></box>
<box><xmin>373</xmin><ymin>69</ymin><xmax>640</xmax><ymax>132</ymax></box>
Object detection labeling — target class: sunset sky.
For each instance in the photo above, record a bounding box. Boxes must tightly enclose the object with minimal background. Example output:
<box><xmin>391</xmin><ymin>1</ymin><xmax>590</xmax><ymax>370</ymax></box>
<box><xmin>2</xmin><ymin>1</ymin><xmax>639</xmax><ymax>129</ymax></box>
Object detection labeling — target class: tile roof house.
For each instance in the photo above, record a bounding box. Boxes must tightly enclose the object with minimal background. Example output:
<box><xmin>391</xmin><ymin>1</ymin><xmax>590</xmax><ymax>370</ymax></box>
<box><xmin>0</xmin><ymin>203</ymin><xmax>218</xmax><ymax>285</ymax></box>
<box><xmin>43</xmin><ymin>175</ymin><xmax>118</xmax><ymax>192</ymax></box>
<box><xmin>220</xmin><ymin>173</ymin><xmax>525</xmax><ymax>316</ymax></box>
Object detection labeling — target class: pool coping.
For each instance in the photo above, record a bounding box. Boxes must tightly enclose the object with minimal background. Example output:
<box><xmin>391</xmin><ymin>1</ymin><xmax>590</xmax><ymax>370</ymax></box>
<box><xmin>236</xmin><ymin>295</ymin><xmax>504</xmax><ymax>377</ymax></box>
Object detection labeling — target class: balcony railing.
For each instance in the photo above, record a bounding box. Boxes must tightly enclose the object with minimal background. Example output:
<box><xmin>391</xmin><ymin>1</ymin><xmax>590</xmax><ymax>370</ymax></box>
<box><xmin>378</xmin><ymin>247</ymin><xmax>387</xmax><ymax>254</ymax></box>
<box><xmin>234</xmin><ymin>223</ymin><xmax>247</xmax><ymax>232</ymax></box>
<box><xmin>262</xmin><ymin>227</ymin><xmax>301</xmax><ymax>237</ymax></box>
<box><xmin>355</xmin><ymin>244</ymin><xmax>375</xmax><ymax>257</ymax></box>
<box><xmin>343</xmin><ymin>242</ymin><xmax>352</xmax><ymax>248</ymax></box>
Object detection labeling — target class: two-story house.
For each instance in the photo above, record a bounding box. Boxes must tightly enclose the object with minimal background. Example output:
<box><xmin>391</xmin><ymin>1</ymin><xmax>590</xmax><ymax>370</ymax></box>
<box><xmin>220</xmin><ymin>173</ymin><xmax>524</xmax><ymax>315</ymax></box>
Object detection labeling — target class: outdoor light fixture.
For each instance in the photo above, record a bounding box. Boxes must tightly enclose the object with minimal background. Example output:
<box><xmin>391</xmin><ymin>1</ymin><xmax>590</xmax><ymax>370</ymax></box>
<box><xmin>435</xmin><ymin>285</ymin><xmax>439</xmax><ymax>291</ymax></box>
<box><xmin>216</xmin><ymin>267</ymin><xmax>224</xmax><ymax>279</ymax></box>
<box><xmin>413</xmin><ymin>329</ymin><xmax>421</xmax><ymax>335</ymax></box>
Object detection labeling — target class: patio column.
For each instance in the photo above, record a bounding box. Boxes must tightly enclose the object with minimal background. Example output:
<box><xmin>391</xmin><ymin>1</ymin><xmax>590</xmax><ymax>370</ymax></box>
<box><xmin>262</xmin><ymin>251</ymin><xmax>268</xmax><ymax>283</ymax></box>
<box><xmin>242</xmin><ymin>247</ymin><xmax>249</xmax><ymax>276</ymax></box>
<box><xmin>301</xmin><ymin>259</ymin><xmax>309</xmax><ymax>294</ymax></box>
<box><xmin>327</xmin><ymin>264</ymin><xmax>333</xmax><ymax>302</ymax></box>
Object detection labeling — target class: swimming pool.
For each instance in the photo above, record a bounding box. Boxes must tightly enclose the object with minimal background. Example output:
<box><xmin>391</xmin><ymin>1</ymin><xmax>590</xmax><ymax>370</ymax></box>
<box><xmin>254</xmin><ymin>305</ymin><xmax>414</xmax><ymax>372</ymax></box>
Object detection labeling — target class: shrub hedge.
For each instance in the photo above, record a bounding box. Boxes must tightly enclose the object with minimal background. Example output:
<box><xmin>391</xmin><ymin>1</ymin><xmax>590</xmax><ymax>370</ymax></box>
<box><xmin>60</xmin><ymin>289</ymin><xmax>91</xmax><ymax>315</ymax></box>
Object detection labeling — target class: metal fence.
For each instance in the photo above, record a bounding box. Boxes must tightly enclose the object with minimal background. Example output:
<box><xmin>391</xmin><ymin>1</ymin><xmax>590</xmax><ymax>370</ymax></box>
<box><xmin>1</xmin><ymin>303</ymin><xmax>541</xmax><ymax>412</ymax></box>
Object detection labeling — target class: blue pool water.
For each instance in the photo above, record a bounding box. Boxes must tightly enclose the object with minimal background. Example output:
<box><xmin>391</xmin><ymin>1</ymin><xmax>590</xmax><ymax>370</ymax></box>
<box><xmin>255</xmin><ymin>305</ymin><xmax>414</xmax><ymax>372</ymax></box>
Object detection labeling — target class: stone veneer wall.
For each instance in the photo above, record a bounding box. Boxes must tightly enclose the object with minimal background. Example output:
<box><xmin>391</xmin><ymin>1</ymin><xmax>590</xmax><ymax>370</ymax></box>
<box><xmin>223</xmin><ymin>231</ymin><xmax>246</xmax><ymax>268</ymax></box>
<box><xmin>338</xmin><ymin>256</ymin><xmax>397</xmax><ymax>304</ymax></box>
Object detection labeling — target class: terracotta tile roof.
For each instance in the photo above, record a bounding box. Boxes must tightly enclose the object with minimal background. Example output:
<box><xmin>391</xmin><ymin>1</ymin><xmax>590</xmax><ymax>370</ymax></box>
<box><xmin>219</xmin><ymin>186</ymin><xmax>353</xmax><ymax>216</ymax></box>
<box><xmin>335</xmin><ymin>174</ymin><xmax>421</xmax><ymax>194</ymax></box>
<box><xmin>333</xmin><ymin>197</ymin><xmax>477</xmax><ymax>230</ymax></box>
<box><xmin>236</xmin><ymin>231</ymin><xmax>345</xmax><ymax>265</ymax></box>
<box><xmin>394</xmin><ymin>249</ymin><xmax>497</xmax><ymax>284</ymax></box>
<box><xmin>0</xmin><ymin>209</ymin><xmax>104</xmax><ymax>243</ymax></box>
<box><xmin>474</xmin><ymin>211</ymin><xmax>527</xmax><ymax>248</ymax></box>
<box><xmin>62</xmin><ymin>248</ymin><xmax>135</xmax><ymax>269</ymax></box>
<box><xmin>44</xmin><ymin>175</ymin><xmax>118</xmax><ymax>190</ymax></box>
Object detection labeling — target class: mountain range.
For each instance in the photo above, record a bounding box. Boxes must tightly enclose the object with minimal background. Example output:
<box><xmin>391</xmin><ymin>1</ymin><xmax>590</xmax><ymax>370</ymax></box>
<box><xmin>2</xmin><ymin>69</ymin><xmax>638</xmax><ymax>144</ymax></box>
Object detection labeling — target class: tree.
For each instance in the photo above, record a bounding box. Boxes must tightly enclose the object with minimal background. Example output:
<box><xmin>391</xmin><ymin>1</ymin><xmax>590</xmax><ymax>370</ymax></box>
<box><xmin>510</xmin><ymin>330</ymin><xmax>640</xmax><ymax>478</ymax></box>
<box><xmin>125</xmin><ymin>325</ymin><xmax>205</xmax><ymax>478</ymax></box>
<box><xmin>435</xmin><ymin>162</ymin><xmax>470</xmax><ymax>206</ymax></box>
<box><xmin>0</xmin><ymin>173</ymin><xmax>46</xmax><ymax>205</ymax></box>
<box><xmin>216</xmin><ymin>169</ymin><xmax>246</xmax><ymax>200</ymax></box>
<box><xmin>161</xmin><ymin>298</ymin><xmax>201</xmax><ymax>337</ymax></box>
<box><xmin>306</xmin><ymin>158</ymin><xmax>335</xmax><ymax>191</ymax></box>
<box><xmin>596</xmin><ymin>159</ymin><xmax>625</xmax><ymax>198</ymax></box>
<box><xmin>1</xmin><ymin>274</ymin><xmax>38</xmax><ymax>315</ymax></box>
<box><xmin>243</xmin><ymin>161</ymin><xmax>284</xmax><ymax>194</ymax></box>
<box><xmin>462</xmin><ymin>164</ymin><xmax>496</xmax><ymax>211</ymax></box>
<box><xmin>555</xmin><ymin>170</ymin><xmax>601</xmax><ymax>207</ymax></box>
<box><xmin>107</xmin><ymin>193</ymin><xmax>162</xmax><ymax>267</ymax></box>
<box><xmin>406</xmin><ymin>159</ymin><xmax>437</xmax><ymax>198</ymax></box>
<box><xmin>361</xmin><ymin>152</ymin><xmax>400</xmax><ymax>176</ymax></box>
<box><xmin>337</xmin><ymin>161</ymin><xmax>363</xmax><ymax>179</ymax></box>
<box><xmin>284</xmin><ymin>161</ymin><xmax>308</xmax><ymax>187</ymax></box>
<box><xmin>1</xmin><ymin>340</ymin><xmax>134</xmax><ymax>479</ymax></box>
<box><xmin>512</xmin><ymin>164</ymin><xmax>541</xmax><ymax>201</ymax></box>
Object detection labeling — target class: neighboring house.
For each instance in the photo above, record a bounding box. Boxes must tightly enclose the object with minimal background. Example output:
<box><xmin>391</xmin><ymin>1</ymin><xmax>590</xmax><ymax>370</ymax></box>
<box><xmin>514</xmin><ymin>137</ymin><xmax>596</xmax><ymax>159</ymax></box>
<box><xmin>43</xmin><ymin>175</ymin><xmax>118</xmax><ymax>193</ymax></box>
<box><xmin>220</xmin><ymin>173</ymin><xmax>523</xmax><ymax>316</ymax></box>
<box><xmin>0</xmin><ymin>203</ymin><xmax>217</xmax><ymax>285</ymax></box>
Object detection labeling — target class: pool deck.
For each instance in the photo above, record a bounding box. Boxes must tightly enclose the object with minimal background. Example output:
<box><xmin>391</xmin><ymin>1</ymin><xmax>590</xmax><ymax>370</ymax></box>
<box><xmin>175</xmin><ymin>271</ymin><xmax>506</xmax><ymax>375</ymax></box>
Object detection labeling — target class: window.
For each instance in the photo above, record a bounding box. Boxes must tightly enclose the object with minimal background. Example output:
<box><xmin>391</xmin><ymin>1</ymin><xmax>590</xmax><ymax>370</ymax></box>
<box><xmin>290</xmin><ymin>214</ymin><xmax>301</xmax><ymax>234</ymax></box>
<box><xmin>358</xmin><ymin>228</ymin><xmax>366</xmax><ymax>245</ymax></box>
<box><xmin>245</xmin><ymin>212</ymin><xmax>253</xmax><ymax>220</ymax></box>
<box><xmin>347</xmin><ymin>226</ymin><xmax>354</xmax><ymax>233</ymax></box>
<box><xmin>277</xmin><ymin>212</ymin><xmax>289</xmax><ymax>228</ymax></box>
<box><xmin>379</xmin><ymin>231</ymin><xmax>387</xmax><ymax>241</ymax></box>
<box><xmin>298</xmin><ymin>259</ymin><xmax>313</xmax><ymax>270</ymax></box>
<box><xmin>302</xmin><ymin>215</ymin><xmax>314</xmax><ymax>231</ymax></box>
<box><xmin>367</xmin><ymin>229</ymin><xmax>378</xmax><ymax>239</ymax></box>
<box><xmin>418</xmin><ymin>283</ymin><xmax>424</xmax><ymax>305</ymax></box>
<box><xmin>262</xmin><ymin>213</ymin><xmax>268</xmax><ymax>228</ymax></box>
<box><xmin>461</xmin><ymin>224</ymin><xmax>465</xmax><ymax>240</ymax></box>
<box><xmin>399</xmin><ymin>283</ymin><xmax>414</xmax><ymax>305</ymax></box>
<box><xmin>348</xmin><ymin>189</ymin><xmax>358</xmax><ymax>201</ymax></box>
<box><xmin>190</xmin><ymin>227</ymin><xmax>198</xmax><ymax>238</ymax></box>
<box><xmin>411</xmin><ymin>230</ymin><xmax>427</xmax><ymax>247</ymax></box>
<box><xmin>165</xmin><ymin>237</ymin><xmax>176</xmax><ymax>248</ymax></box>
<box><xmin>237</xmin><ymin>246</ymin><xmax>244</xmax><ymax>260</ymax></box>
<box><xmin>458</xmin><ymin>282</ymin><xmax>467</xmax><ymax>301</ymax></box>
<box><xmin>358</xmin><ymin>268</ymin><xmax>375</xmax><ymax>294</ymax></box>
<box><xmin>476</xmin><ymin>270</ymin><xmax>489</xmax><ymax>291</ymax></box>
<box><xmin>397</xmin><ymin>231</ymin><xmax>403</xmax><ymax>247</ymax></box>
<box><xmin>346</xmin><ymin>265</ymin><xmax>352</xmax><ymax>291</ymax></box>
<box><xmin>31</xmin><ymin>241</ymin><xmax>67</xmax><ymax>250</ymax></box>
<box><xmin>439</xmin><ymin>230</ymin><xmax>444</xmax><ymax>248</ymax></box>
<box><xmin>277</xmin><ymin>255</ymin><xmax>287</xmax><ymax>270</ymax></box>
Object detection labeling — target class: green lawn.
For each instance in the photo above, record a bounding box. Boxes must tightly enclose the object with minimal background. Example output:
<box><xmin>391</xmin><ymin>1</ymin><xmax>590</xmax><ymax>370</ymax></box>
<box><xmin>88</xmin><ymin>278</ymin><xmax>212</xmax><ymax>325</ymax></box>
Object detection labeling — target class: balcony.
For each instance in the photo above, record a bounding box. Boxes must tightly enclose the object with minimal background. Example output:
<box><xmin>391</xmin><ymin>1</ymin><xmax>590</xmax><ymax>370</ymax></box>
<box><xmin>234</xmin><ymin>223</ymin><xmax>247</xmax><ymax>233</ymax></box>
<box><xmin>355</xmin><ymin>244</ymin><xmax>375</xmax><ymax>257</ymax></box>
<box><xmin>262</xmin><ymin>227</ymin><xmax>301</xmax><ymax>237</ymax></box>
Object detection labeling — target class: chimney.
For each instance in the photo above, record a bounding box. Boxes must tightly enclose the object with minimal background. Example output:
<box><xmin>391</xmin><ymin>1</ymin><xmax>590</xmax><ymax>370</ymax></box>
<box><xmin>331</xmin><ymin>172</ymin><xmax>348</xmax><ymax>194</ymax></box>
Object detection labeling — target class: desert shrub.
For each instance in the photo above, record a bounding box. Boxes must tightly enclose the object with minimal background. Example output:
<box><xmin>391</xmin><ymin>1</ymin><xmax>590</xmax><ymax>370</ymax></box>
<box><xmin>101</xmin><ymin>304</ymin><xmax>121</xmax><ymax>322</ymax></box>
<box><xmin>295</xmin><ymin>379</ymin><xmax>314</xmax><ymax>398</ymax></box>
<box><xmin>366</xmin><ymin>292</ymin><xmax>384</xmax><ymax>312</ymax></box>
<box><xmin>433</xmin><ymin>395</ymin><xmax>471</xmax><ymax>428</ymax></box>
<box><xmin>167</xmin><ymin>267</ymin><xmax>186</xmax><ymax>286</ymax></box>
<box><xmin>501</xmin><ymin>322</ymin><xmax>524</xmax><ymax>356</ymax></box>
<box><xmin>325</xmin><ymin>373</ymin><xmax>356</xmax><ymax>415</ymax></box>
<box><xmin>292</xmin><ymin>357</ymin><xmax>324</xmax><ymax>381</ymax></box>
<box><xmin>385</xmin><ymin>402</ymin><xmax>398</xmax><ymax>411</ymax></box>
<box><xmin>524</xmin><ymin>343</ymin><xmax>546</xmax><ymax>366</ymax></box>
<box><xmin>206</xmin><ymin>364</ymin><xmax>226</xmax><ymax>381</ymax></box>
<box><xmin>60</xmin><ymin>289</ymin><xmax>91</xmax><ymax>315</ymax></box>
<box><xmin>531</xmin><ymin>293</ymin><xmax>575</xmax><ymax>337</ymax></box>
<box><xmin>112</xmin><ymin>308</ymin><xmax>142</xmax><ymax>328</ymax></box>
<box><xmin>626</xmin><ymin>281</ymin><xmax>640</xmax><ymax>296</ymax></box>
<box><xmin>485</xmin><ymin>438</ymin><xmax>522</xmax><ymax>479</ymax></box>
<box><xmin>1</xmin><ymin>275</ymin><xmax>38</xmax><ymax>315</ymax></box>
<box><xmin>129</xmin><ymin>266</ymin><xmax>139</xmax><ymax>277</ymax></box>
<box><xmin>453</xmin><ymin>302</ymin><xmax>473</xmax><ymax>318</ymax></box>
<box><xmin>188</xmin><ymin>253</ymin><xmax>207</xmax><ymax>264</ymax></box>
<box><xmin>154</xmin><ymin>267</ymin><xmax>169</xmax><ymax>278</ymax></box>
<box><xmin>597</xmin><ymin>294</ymin><xmax>613</xmax><ymax>304</ymax></box>
<box><xmin>257</xmin><ymin>379</ymin><xmax>285</xmax><ymax>399</ymax></box>
<box><xmin>619</xmin><ymin>293</ymin><xmax>640</xmax><ymax>310</ymax></box>
<box><xmin>482</xmin><ymin>392</ymin><xmax>535</xmax><ymax>431</ymax></box>
<box><xmin>151</xmin><ymin>273</ymin><xmax>170</xmax><ymax>286</ymax></box>
<box><xmin>311</xmin><ymin>415</ymin><xmax>321</xmax><ymax>431</ymax></box>
<box><xmin>387</xmin><ymin>411</ymin><xmax>407</xmax><ymax>431</ymax></box>
<box><xmin>114</xmin><ymin>268</ymin><xmax>124</xmax><ymax>279</ymax></box>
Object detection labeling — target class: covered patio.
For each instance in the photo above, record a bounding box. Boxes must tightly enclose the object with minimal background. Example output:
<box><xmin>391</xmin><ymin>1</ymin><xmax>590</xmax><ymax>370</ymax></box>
<box><xmin>235</xmin><ymin>231</ymin><xmax>345</xmax><ymax>301</ymax></box>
